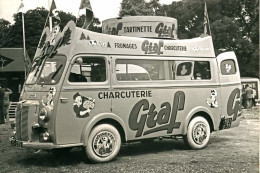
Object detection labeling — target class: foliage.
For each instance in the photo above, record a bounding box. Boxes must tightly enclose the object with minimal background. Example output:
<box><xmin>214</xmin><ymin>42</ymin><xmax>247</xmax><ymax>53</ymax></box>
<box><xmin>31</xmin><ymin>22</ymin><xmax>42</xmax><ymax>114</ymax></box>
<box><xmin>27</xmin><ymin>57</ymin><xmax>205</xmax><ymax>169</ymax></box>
<box><xmin>119</xmin><ymin>0</ymin><xmax>259</xmax><ymax>77</ymax></box>
<box><xmin>119</xmin><ymin>0</ymin><xmax>154</xmax><ymax>16</ymax></box>
<box><xmin>0</xmin><ymin>8</ymin><xmax>48</xmax><ymax>60</ymax></box>
<box><xmin>0</xmin><ymin>19</ymin><xmax>11</xmax><ymax>45</ymax></box>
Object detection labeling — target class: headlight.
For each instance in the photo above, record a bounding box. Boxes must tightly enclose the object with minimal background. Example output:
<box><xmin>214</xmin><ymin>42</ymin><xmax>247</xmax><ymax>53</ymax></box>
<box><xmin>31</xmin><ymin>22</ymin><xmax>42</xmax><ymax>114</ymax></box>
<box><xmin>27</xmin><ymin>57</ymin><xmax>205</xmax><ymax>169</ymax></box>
<box><xmin>40</xmin><ymin>132</ymin><xmax>51</xmax><ymax>142</ymax></box>
<box><xmin>39</xmin><ymin>108</ymin><xmax>49</xmax><ymax>121</ymax></box>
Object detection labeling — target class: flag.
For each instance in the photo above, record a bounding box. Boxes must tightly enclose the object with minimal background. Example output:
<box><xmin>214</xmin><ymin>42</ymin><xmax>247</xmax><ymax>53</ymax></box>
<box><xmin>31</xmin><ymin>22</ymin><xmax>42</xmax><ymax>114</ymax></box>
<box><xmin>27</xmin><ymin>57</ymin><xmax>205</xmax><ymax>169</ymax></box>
<box><xmin>17</xmin><ymin>0</ymin><xmax>24</xmax><ymax>13</ymax></box>
<box><xmin>24</xmin><ymin>51</ymin><xmax>32</xmax><ymax>75</ymax></box>
<box><xmin>203</xmin><ymin>2</ymin><xmax>211</xmax><ymax>35</ymax></box>
<box><xmin>50</xmin><ymin>0</ymin><xmax>57</xmax><ymax>17</ymax></box>
<box><xmin>49</xmin><ymin>0</ymin><xmax>60</xmax><ymax>26</ymax></box>
<box><xmin>79</xmin><ymin>0</ymin><xmax>93</xmax><ymax>29</ymax></box>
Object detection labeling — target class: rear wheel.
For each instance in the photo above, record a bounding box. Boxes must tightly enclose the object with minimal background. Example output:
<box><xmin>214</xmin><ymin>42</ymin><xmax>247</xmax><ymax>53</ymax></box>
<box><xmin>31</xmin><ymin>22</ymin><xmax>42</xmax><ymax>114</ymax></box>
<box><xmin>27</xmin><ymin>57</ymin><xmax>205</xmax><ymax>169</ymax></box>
<box><xmin>85</xmin><ymin>124</ymin><xmax>121</xmax><ymax>163</ymax></box>
<box><xmin>184</xmin><ymin>116</ymin><xmax>210</xmax><ymax>149</ymax></box>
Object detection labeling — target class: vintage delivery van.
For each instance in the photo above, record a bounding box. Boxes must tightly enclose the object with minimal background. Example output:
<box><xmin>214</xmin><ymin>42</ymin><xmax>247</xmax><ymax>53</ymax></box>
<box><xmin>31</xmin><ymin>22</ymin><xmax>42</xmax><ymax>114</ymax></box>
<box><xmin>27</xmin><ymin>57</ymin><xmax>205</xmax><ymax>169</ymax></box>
<box><xmin>10</xmin><ymin>16</ymin><xmax>242</xmax><ymax>163</ymax></box>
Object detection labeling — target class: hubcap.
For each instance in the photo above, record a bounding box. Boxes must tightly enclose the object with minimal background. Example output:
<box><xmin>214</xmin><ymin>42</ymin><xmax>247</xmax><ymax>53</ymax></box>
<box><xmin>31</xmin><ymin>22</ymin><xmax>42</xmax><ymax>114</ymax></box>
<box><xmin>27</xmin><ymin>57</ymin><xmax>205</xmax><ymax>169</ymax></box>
<box><xmin>192</xmin><ymin>123</ymin><xmax>207</xmax><ymax>145</ymax></box>
<box><xmin>92</xmin><ymin>131</ymin><xmax>116</xmax><ymax>157</ymax></box>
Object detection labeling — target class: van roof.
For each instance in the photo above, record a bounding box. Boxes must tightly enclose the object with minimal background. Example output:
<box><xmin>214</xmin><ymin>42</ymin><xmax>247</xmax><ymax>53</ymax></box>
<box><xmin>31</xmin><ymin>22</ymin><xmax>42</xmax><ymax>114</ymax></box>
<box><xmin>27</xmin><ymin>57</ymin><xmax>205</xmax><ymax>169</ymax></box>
<box><xmin>34</xmin><ymin>20</ymin><xmax>216</xmax><ymax>60</ymax></box>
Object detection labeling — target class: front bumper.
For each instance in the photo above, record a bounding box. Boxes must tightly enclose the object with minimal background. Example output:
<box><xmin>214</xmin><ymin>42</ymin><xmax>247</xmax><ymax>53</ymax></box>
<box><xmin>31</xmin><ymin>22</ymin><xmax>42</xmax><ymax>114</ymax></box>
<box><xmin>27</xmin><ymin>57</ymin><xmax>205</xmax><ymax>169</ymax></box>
<box><xmin>10</xmin><ymin>136</ymin><xmax>55</xmax><ymax>149</ymax></box>
<box><xmin>10</xmin><ymin>136</ymin><xmax>83</xmax><ymax>149</ymax></box>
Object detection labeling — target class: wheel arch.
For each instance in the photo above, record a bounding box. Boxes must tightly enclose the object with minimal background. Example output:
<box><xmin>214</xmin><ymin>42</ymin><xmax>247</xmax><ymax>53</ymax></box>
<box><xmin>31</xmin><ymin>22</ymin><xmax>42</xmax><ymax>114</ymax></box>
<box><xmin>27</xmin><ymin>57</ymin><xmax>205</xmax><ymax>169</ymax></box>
<box><xmin>81</xmin><ymin>113</ymin><xmax>127</xmax><ymax>145</ymax></box>
<box><xmin>182</xmin><ymin>106</ymin><xmax>216</xmax><ymax>135</ymax></box>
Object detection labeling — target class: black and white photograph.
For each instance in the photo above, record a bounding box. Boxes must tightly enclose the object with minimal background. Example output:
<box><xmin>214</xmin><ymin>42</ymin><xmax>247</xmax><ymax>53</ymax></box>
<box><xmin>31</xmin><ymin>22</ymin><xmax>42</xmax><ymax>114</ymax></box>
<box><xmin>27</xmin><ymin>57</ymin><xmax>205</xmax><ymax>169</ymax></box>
<box><xmin>0</xmin><ymin>0</ymin><xmax>259</xmax><ymax>172</ymax></box>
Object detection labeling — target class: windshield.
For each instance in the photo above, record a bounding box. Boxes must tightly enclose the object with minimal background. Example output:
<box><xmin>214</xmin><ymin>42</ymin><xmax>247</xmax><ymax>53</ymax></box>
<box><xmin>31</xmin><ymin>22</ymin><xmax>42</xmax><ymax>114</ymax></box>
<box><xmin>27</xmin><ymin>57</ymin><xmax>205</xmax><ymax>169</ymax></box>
<box><xmin>26</xmin><ymin>55</ymin><xmax>66</xmax><ymax>85</ymax></box>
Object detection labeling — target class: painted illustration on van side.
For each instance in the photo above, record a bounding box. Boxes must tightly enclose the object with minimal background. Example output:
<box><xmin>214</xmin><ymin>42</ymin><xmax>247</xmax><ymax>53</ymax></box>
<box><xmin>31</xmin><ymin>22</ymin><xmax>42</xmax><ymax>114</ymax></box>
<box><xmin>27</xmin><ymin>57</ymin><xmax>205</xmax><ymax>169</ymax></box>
<box><xmin>42</xmin><ymin>86</ymin><xmax>56</xmax><ymax>110</ymax></box>
<box><xmin>224</xmin><ymin>64</ymin><xmax>232</xmax><ymax>74</ymax></box>
<box><xmin>73</xmin><ymin>92</ymin><xmax>95</xmax><ymax>118</ymax></box>
<box><xmin>88</xmin><ymin>40</ymin><xmax>106</xmax><ymax>47</ymax></box>
<box><xmin>206</xmin><ymin>89</ymin><xmax>218</xmax><ymax>108</ymax></box>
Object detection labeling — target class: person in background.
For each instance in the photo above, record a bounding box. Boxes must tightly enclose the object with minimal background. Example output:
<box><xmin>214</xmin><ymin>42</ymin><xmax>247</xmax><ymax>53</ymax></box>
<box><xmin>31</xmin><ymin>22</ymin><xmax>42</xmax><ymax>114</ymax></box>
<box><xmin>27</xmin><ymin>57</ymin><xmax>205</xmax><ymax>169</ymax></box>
<box><xmin>3</xmin><ymin>84</ymin><xmax>12</xmax><ymax>118</ymax></box>
<box><xmin>242</xmin><ymin>84</ymin><xmax>256</xmax><ymax>109</ymax></box>
<box><xmin>0</xmin><ymin>85</ymin><xmax>5</xmax><ymax>124</ymax></box>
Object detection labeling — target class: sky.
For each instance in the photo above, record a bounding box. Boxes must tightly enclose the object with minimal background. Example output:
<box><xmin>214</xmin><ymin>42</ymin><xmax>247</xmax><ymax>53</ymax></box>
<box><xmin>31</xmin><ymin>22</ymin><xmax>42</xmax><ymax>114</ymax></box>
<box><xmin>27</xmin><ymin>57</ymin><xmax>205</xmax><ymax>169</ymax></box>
<box><xmin>0</xmin><ymin>0</ymin><xmax>177</xmax><ymax>24</ymax></box>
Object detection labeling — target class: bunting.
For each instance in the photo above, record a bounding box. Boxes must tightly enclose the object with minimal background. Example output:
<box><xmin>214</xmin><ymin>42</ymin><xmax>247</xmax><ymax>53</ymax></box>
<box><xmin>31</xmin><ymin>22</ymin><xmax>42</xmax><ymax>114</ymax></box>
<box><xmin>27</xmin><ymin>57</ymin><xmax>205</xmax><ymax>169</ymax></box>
<box><xmin>79</xmin><ymin>0</ymin><xmax>93</xmax><ymax>29</ymax></box>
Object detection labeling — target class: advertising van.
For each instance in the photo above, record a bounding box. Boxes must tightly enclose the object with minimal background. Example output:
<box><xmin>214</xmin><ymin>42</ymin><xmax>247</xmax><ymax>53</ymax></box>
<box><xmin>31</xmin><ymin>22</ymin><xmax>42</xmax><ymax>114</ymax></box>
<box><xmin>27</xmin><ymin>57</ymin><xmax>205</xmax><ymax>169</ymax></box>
<box><xmin>10</xmin><ymin>16</ymin><xmax>242</xmax><ymax>163</ymax></box>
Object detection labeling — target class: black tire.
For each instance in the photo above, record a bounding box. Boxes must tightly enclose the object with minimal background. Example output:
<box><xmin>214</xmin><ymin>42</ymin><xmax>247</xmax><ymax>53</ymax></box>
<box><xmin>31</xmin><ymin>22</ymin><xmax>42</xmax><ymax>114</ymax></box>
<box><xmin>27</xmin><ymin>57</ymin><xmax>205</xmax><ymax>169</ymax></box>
<box><xmin>85</xmin><ymin>124</ymin><xmax>121</xmax><ymax>163</ymax></box>
<box><xmin>183</xmin><ymin>116</ymin><xmax>210</xmax><ymax>149</ymax></box>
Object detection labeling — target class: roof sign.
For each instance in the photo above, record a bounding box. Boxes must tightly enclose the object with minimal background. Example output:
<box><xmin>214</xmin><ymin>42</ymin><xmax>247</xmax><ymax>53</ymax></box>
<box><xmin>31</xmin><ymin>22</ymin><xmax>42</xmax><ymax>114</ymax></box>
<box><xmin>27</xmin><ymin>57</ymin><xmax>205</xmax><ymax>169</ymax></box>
<box><xmin>102</xmin><ymin>16</ymin><xmax>178</xmax><ymax>39</ymax></box>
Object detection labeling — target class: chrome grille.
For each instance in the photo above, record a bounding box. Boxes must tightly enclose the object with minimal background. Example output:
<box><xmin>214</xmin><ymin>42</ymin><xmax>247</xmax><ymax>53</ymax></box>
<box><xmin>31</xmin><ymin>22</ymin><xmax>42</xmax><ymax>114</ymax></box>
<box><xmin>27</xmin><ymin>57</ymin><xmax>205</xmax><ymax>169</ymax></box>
<box><xmin>16</xmin><ymin>105</ymin><xmax>29</xmax><ymax>141</ymax></box>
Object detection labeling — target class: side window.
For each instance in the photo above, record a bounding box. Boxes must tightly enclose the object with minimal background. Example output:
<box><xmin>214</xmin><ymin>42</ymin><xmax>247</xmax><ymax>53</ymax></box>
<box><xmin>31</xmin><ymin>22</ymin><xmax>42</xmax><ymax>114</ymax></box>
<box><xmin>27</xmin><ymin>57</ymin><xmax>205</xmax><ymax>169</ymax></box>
<box><xmin>172</xmin><ymin>60</ymin><xmax>211</xmax><ymax>80</ymax></box>
<box><xmin>174</xmin><ymin>61</ymin><xmax>193</xmax><ymax>80</ymax></box>
<box><xmin>69</xmin><ymin>57</ymin><xmax>106</xmax><ymax>83</ymax></box>
<box><xmin>116</xmin><ymin>59</ymin><xmax>165</xmax><ymax>81</ymax></box>
<box><xmin>176</xmin><ymin>62</ymin><xmax>192</xmax><ymax>76</ymax></box>
<box><xmin>221</xmin><ymin>59</ymin><xmax>236</xmax><ymax>75</ymax></box>
<box><xmin>194</xmin><ymin>61</ymin><xmax>211</xmax><ymax>80</ymax></box>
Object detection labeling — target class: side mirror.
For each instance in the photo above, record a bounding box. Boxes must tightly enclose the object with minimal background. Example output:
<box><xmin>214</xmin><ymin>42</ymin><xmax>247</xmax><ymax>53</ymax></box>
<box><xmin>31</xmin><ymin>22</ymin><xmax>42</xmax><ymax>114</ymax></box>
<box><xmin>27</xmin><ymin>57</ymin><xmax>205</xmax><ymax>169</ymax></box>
<box><xmin>74</xmin><ymin>58</ymin><xmax>83</xmax><ymax>65</ymax></box>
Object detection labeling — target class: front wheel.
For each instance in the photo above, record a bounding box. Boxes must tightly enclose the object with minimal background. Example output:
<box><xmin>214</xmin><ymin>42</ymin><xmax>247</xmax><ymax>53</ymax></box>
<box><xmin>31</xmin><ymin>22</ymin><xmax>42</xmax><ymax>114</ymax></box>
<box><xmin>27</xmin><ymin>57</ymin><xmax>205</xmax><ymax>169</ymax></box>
<box><xmin>183</xmin><ymin>116</ymin><xmax>210</xmax><ymax>149</ymax></box>
<box><xmin>85</xmin><ymin>124</ymin><xmax>121</xmax><ymax>163</ymax></box>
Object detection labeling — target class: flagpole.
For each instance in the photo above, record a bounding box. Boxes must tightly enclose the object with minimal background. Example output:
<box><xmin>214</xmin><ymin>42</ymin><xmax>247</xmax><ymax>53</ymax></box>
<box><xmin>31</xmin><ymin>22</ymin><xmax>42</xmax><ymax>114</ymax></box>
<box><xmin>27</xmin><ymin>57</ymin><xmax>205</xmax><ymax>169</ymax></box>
<box><xmin>49</xmin><ymin>0</ymin><xmax>53</xmax><ymax>32</ymax></box>
<box><xmin>21</xmin><ymin>4</ymin><xmax>27</xmax><ymax>79</ymax></box>
<box><xmin>208</xmin><ymin>16</ymin><xmax>212</xmax><ymax>36</ymax></box>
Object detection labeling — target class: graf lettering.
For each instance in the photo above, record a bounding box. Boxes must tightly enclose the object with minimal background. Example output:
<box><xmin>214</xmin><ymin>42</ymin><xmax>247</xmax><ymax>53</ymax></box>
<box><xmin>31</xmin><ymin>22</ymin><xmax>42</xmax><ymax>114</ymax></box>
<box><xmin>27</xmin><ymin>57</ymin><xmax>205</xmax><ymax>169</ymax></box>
<box><xmin>227</xmin><ymin>88</ymin><xmax>241</xmax><ymax>121</ymax></box>
<box><xmin>141</xmin><ymin>40</ymin><xmax>164</xmax><ymax>55</ymax></box>
<box><xmin>129</xmin><ymin>91</ymin><xmax>185</xmax><ymax>137</ymax></box>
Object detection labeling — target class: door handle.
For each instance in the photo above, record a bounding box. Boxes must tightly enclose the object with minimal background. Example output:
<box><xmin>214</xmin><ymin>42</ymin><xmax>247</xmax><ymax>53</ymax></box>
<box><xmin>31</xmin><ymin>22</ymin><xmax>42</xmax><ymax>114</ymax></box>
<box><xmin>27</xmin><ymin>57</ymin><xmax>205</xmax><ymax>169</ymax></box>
<box><xmin>60</xmin><ymin>97</ymin><xmax>68</xmax><ymax>103</ymax></box>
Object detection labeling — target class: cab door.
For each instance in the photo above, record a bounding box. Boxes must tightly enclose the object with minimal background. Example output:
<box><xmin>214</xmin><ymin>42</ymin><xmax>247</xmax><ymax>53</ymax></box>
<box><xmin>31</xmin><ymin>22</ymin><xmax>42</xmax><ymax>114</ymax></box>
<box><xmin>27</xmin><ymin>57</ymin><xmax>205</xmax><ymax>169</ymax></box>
<box><xmin>216</xmin><ymin>51</ymin><xmax>242</xmax><ymax>128</ymax></box>
<box><xmin>55</xmin><ymin>55</ymin><xmax>111</xmax><ymax>144</ymax></box>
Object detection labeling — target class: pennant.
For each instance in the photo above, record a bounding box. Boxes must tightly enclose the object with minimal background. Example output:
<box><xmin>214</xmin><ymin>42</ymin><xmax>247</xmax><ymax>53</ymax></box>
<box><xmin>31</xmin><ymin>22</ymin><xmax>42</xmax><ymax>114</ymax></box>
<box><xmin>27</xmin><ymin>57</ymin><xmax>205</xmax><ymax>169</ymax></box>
<box><xmin>50</xmin><ymin>0</ymin><xmax>57</xmax><ymax>17</ymax></box>
<box><xmin>17</xmin><ymin>0</ymin><xmax>24</xmax><ymax>13</ymax></box>
<box><xmin>79</xmin><ymin>0</ymin><xmax>93</xmax><ymax>29</ymax></box>
<box><xmin>49</xmin><ymin>0</ymin><xmax>60</xmax><ymax>25</ymax></box>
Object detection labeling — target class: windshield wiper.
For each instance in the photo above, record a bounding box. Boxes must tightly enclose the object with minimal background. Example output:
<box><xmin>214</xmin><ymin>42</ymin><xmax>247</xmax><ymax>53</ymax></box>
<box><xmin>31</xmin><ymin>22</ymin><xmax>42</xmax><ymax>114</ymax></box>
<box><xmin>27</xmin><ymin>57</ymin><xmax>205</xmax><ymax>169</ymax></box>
<box><xmin>51</xmin><ymin>64</ymin><xmax>63</xmax><ymax>80</ymax></box>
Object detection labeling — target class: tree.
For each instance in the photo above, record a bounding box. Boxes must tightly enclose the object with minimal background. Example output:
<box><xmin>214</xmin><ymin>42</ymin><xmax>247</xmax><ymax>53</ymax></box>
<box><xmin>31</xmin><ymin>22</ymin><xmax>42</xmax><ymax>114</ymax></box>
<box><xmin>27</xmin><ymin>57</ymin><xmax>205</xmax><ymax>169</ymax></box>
<box><xmin>158</xmin><ymin>0</ymin><xmax>259</xmax><ymax>77</ymax></box>
<box><xmin>0</xmin><ymin>19</ymin><xmax>11</xmax><ymax>46</ymax></box>
<box><xmin>0</xmin><ymin>8</ymin><xmax>48</xmax><ymax>60</ymax></box>
<box><xmin>119</xmin><ymin>0</ymin><xmax>153</xmax><ymax>17</ymax></box>
<box><xmin>119</xmin><ymin>0</ymin><xmax>259</xmax><ymax>77</ymax></box>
